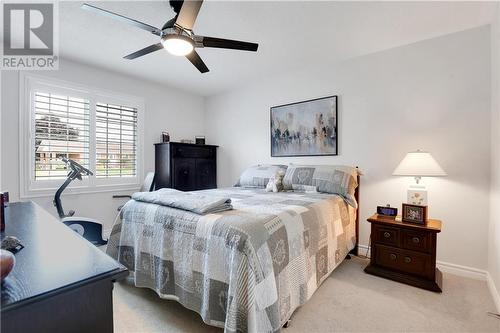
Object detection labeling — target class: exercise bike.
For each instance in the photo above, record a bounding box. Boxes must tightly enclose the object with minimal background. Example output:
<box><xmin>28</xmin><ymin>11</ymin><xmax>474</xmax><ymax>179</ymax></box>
<box><xmin>54</xmin><ymin>158</ymin><xmax>108</xmax><ymax>246</ymax></box>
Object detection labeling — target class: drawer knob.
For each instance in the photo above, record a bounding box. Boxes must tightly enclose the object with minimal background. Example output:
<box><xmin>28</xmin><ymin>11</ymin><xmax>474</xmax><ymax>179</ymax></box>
<box><xmin>412</xmin><ymin>237</ymin><xmax>420</xmax><ymax>244</ymax></box>
<box><xmin>390</xmin><ymin>254</ymin><xmax>397</xmax><ymax>260</ymax></box>
<box><xmin>384</xmin><ymin>232</ymin><xmax>391</xmax><ymax>238</ymax></box>
<box><xmin>404</xmin><ymin>256</ymin><xmax>412</xmax><ymax>263</ymax></box>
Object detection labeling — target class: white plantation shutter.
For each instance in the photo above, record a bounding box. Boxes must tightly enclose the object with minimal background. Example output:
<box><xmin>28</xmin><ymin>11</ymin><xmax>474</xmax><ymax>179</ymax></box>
<box><xmin>95</xmin><ymin>102</ymin><xmax>137</xmax><ymax>178</ymax></box>
<box><xmin>23</xmin><ymin>75</ymin><xmax>143</xmax><ymax>196</ymax></box>
<box><xmin>34</xmin><ymin>92</ymin><xmax>90</xmax><ymax>180</ymax></box>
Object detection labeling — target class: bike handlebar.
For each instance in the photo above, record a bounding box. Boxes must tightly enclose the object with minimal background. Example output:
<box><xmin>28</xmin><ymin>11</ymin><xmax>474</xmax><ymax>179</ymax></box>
<box><xmin>62</xmin><ymin>157</ymin><xmax>94</xmax><ymax>176</ymax></box>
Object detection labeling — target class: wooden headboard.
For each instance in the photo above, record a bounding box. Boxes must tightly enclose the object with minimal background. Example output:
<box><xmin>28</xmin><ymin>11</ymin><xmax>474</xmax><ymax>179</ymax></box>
<box><xmin>349</xmin><ymin>169</ymin><xmax>361</xmax><ymax>256</ymax></box>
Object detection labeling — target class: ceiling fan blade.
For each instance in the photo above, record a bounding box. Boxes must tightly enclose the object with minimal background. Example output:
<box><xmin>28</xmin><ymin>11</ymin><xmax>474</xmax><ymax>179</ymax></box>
<box><xmin>186</xmin><ymin>51</ymin><xmax>209</xmax><ymax>73</ymax></box>
<box><xmin>175</xmin><ymin>0</ymin><xmax>203</xmax><ymax>31</ymax></box>
<box><xmin>124</xmin><ymin>43</ymin><xmax>163</xmax><ymax>60</ymax></box>
<box><xmin>82</xmin><ymin>3</ymin><xmax>161</xmax><ymax>36</ymax></box>
<box><xmin>161</xmin><ymin>16</ymin><xmax>177</xmax><ymax>30</ymax></box>
<box><xmin>199</xmin><ymin>36</ymin><xmax>258</xmax><ymax>52</ymax></box>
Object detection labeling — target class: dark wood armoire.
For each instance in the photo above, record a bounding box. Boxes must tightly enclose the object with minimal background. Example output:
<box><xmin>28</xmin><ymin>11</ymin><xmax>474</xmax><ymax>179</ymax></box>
<box><xmin>154</xmin><ymin>142</ymin><xmax>218</xmax><ymax>191</ymax></box>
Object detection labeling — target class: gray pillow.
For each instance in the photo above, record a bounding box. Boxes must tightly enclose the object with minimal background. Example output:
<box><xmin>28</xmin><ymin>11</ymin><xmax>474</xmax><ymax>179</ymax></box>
<box><xmin>235</xmin><ymin>164</ymin><xmax>288</xmax><ymax>188</ymax></box>
<box><xmin>283</xmin><ymin>165</ymin><xmax>359</xmax><ymax>207</ymax></box>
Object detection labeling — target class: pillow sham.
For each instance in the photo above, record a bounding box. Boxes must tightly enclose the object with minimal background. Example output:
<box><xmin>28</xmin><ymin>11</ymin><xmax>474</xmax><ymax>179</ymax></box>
<box><xmin>235</xmin><ymin>164</ymin><xmax>288</xmax><ymax>188</ymax></box>
<box><xmin>290</xmin><ymin>184</ymin><xmax>318</xmax><ymax>193</ymax></box>
<box><xmin>283</xmin><ymin>165</ymin><xmax>359</xmax><ymax>207</ymax></box>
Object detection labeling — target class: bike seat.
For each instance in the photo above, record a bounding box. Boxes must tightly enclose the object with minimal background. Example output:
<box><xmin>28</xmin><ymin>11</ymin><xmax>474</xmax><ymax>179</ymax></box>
<box><xmin>62</xmin><ymin>216</ymin><xmax>102</xmax><ymax>224</ymax></box>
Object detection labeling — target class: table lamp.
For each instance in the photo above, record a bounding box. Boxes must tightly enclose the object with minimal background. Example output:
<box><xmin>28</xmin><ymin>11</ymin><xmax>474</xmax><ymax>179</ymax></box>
<box><xmin>393</xmin><ymin>150</ymin><xmax>447</xmax><ymax>205</ymax></box>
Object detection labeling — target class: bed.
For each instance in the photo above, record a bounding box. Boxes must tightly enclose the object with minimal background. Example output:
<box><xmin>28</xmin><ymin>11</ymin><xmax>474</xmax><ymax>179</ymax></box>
<box><xmin>107</xmin><ymin>182</ymin><xmax>359</xmax><ymax>333</ymax></box>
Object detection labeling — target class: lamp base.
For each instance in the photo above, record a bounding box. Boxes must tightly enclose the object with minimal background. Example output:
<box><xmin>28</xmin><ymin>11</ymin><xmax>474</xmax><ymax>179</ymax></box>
<box><xmin>407</xmin><ymin>185</ymin><xmax>428</xmax><ymax>205</ymax></box>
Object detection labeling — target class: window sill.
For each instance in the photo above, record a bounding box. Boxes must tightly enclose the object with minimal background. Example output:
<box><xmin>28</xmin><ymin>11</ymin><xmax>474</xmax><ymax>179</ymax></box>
<box><xmin>20</xmin><ymin>183</ymin><xmax>141</xmax><ymax>199</ymax></box>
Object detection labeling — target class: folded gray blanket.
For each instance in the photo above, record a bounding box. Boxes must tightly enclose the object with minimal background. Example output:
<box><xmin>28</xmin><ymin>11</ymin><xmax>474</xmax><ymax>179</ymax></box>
<box><xmin>132</xmin><ymin>188</ymin><xmax>233</xmax><ymax>215</ymax></box>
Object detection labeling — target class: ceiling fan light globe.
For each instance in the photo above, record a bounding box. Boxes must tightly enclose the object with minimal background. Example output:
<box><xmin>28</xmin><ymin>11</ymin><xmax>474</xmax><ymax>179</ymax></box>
<box><xmin>162</xmin><ymin>36</ymin><xmax>194</xmax><ymax>56</ymax></box>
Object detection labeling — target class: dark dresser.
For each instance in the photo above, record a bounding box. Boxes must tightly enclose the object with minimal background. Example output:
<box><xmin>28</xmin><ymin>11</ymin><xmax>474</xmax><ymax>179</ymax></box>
<box><xmin>364</xmin><ymin>214</ymin><xmax>442</xmax><ymax>292</ymax></box>
<box><xmin>154</xmin><ymin>142</ymin><xmax>218</xmax><ymax>191</ymax></box>
<box><xmin>1</xmin><ymin>202</ymin><xmax>128</xmax><ymax>333</ymax></box>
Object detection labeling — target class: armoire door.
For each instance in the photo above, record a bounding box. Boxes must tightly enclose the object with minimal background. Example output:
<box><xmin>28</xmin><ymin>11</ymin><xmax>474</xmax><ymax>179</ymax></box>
<box><xmin>173</xmin><ymin>158</ymin><xmax>197</xmax><ymax>191</ymax></box>
<box><xmin>196</xmin><ymin>159</ymin><xmax>216</xmax><ymax>190</ymax></box>
<box><xmin>154</xmin><ymin>143</ymin><xmax>171</xmax><ymax>189</ymax></box>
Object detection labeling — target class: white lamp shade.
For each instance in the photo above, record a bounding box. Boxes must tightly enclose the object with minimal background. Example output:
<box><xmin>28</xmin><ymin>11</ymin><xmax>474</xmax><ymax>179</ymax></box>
<box><xmin>393</xmin><ymin>150</ymin><xmax>447</xmax><ymax>177</ymax></box>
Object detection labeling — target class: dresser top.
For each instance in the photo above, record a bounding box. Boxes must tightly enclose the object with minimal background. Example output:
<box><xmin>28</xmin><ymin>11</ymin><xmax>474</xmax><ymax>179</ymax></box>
<box><xmin>154</xmin><ymin>142</ymin><xmax>219</xmax><ymax>148</ymax></box>
<box><xmin>367</xmin><ymin>214</ymin><xmax>442</xmax><ymax>232</ymax></box>
<box><xmin>1</xmin><ymin>202</ymin><xmax>127</xmax><ymax>312</ymax></box>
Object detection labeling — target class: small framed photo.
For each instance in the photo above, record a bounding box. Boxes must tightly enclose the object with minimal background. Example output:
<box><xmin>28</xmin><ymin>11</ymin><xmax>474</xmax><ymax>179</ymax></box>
<box><xmin>161</xmin><ymin>131</ymin><xmax>170</xmax><ymax>143</ymax></box>
<box><xmin>195</xmin><ymin>136</ymin><xmax>205</xmax><ymax>145</ymax></box>
<box><xmin>402</xmin><ymin>203</ymin><xmax>428</xmax><ymax>225</ymax></box>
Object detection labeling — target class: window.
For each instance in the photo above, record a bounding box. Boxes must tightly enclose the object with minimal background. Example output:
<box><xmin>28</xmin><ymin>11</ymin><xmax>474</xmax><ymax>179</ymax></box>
<box><xmin>20</xmin><ymin>74</ymin><xmax>144</xmax><ymax>197</ymax></box>
<box><xmin>96</xmin><ymin>103</ymin><xmax>137</xmax><ymax>178</ymax></box>
<box><xmin>34</xmin><ymin>92</ymin><xmax>90</xmax><ymax>180</ymax></box>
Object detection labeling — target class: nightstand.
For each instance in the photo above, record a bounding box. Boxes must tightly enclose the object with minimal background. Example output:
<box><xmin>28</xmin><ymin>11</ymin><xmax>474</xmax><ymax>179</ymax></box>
<box><xmin>364</xmin><ymin>214</ymin><xmax>442</xmax><ymax>292</ymax></box>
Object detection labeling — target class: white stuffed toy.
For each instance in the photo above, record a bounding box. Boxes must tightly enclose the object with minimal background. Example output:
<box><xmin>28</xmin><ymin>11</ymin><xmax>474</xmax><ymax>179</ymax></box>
<box><xmin>265</xmin><ymin>169</ymin><xmax>286</xmax><ymax>193</ymax></box>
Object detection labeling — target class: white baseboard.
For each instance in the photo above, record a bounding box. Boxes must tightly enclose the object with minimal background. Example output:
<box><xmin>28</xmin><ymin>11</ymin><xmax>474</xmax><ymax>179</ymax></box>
<box><xmin>436</xmin><ymin>261</ymin><xmax>488</xmax><ymax>281</ymax></box>
<box><xmin>357</xmin><ymin>244</ymin><xmax>371</xmax><ymax>258</ymax></box>
<box><xmin>487</xmin><ymin>272</ymin><xmax>500</xmax><ymax>313</ymax></box>
<box><xmin>355</xmin><ymin>245</ymin><xmax>500</xmax><ymax>310</ymax></box>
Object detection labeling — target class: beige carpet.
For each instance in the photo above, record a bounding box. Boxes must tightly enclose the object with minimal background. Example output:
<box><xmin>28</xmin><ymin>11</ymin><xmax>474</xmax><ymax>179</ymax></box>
<box><xmin>112</xmin><ymin>257</ymin><xmax>500</xmax><ymax>332</ymax></box>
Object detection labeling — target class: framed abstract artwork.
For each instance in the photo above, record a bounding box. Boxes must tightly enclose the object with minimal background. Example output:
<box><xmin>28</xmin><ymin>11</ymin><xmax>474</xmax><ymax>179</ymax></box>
<box><xmin>270</xmin><ymin>95</ymin><xmax>338</xmax><ymax>157</ymax></box>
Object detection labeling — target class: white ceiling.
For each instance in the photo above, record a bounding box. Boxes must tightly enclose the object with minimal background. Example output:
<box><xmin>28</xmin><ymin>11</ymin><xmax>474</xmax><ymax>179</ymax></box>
<box><xmin>57</xmin><ymin>1</ymin><xmax>496</xmax><ymax>96</ymax></box>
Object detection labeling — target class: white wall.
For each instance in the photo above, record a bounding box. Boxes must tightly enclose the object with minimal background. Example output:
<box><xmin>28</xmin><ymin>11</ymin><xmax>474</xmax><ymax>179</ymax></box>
<box><xmin>0</xmin><ymin>18</ymin><xmax>495</xmax><ymax>283</ymax></box>
<box><xmin>205</xmin><ymin>26</ymin><xmax>491</xmax><ymax>270</ymax></box>
<box><xmin>489</xmin><ymin>3</ymin><xmax>500</xmax><ymax>311</ymax></box>
<box><xmin>0</xmin><ymin>59</ymin><xmax>205</xmax><ymax>232</ymax></box>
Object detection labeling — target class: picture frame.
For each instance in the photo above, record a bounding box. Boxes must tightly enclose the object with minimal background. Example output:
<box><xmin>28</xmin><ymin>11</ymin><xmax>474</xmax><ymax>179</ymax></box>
<box><xmin>270</xmin><ymin>95</ymin><xmax>338</xmax><ymax>157</ymax></box>
<box><xmin>195</xmin><ymin>136</ymin><xmax>206</xmax><ymax>145</ymax></box>
<box><xmin>402</xmin><ymin>203</ymin><xmax>428</xmax><ymax>225</ymax></box>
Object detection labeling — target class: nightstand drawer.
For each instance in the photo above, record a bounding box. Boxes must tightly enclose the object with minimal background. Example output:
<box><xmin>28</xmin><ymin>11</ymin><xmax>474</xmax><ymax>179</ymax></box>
<box><xmin>401</xmin><ymin>229</ymin><xmax>431</xmax><ymax>253</ymax></box>
<box><xmin>375</xmin><ymin>245</ymin><xmax>433</xmax><ymax>278</ymax></box>
<box><xmin>373</xmin><ymin>225</ymin><xmax>400</xmax><ymax>247</ymax></box>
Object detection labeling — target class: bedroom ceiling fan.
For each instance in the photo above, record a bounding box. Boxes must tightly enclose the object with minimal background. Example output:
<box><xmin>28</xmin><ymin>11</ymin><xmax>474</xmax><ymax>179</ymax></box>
<box><xmin>81</xmin><ymin>0</ymin><xmax>259</xmax><ymax>73</ymax></box>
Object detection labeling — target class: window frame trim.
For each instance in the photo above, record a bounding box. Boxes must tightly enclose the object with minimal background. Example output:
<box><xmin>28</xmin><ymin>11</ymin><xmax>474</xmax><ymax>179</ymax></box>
<box><xmin>19</xmin><ymin>73</ymin><xmax>144</xmax><ymax>199</ymax></box>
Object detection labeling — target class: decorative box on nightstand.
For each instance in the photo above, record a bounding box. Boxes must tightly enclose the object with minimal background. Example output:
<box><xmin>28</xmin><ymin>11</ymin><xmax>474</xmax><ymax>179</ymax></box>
<box><xmin>364</xmin><ymin>214</ymin><xmax>443</xmax><ymax>292</ymax></box>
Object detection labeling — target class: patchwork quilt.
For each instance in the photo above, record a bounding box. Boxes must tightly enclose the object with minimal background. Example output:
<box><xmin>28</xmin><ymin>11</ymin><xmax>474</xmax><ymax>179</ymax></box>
<box><xmin>107</xmin><ymin>187</ymin><xmax>357</xmax><ymax>333</ymax></box>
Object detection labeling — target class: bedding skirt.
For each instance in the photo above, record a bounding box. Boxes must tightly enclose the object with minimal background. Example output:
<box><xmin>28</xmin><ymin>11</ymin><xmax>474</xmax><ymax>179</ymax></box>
<box><xmin>107</xmin><ymin>187</ymin><xmax>356</xmax><ymax>333</ymax></box>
